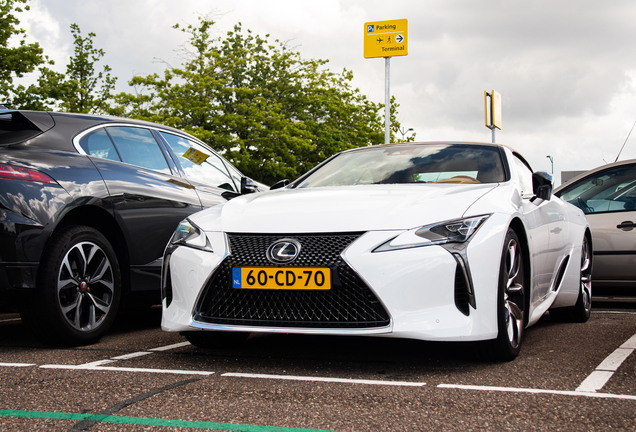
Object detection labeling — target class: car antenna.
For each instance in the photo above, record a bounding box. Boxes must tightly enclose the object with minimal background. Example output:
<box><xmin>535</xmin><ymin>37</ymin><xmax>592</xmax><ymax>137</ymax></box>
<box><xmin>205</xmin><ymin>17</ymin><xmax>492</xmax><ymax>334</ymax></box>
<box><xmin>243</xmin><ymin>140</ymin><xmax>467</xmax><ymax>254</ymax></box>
<box><xmin>615</xmin><ymin>117</ymin><xmax>636</xmax><ymax>162</ymax></box>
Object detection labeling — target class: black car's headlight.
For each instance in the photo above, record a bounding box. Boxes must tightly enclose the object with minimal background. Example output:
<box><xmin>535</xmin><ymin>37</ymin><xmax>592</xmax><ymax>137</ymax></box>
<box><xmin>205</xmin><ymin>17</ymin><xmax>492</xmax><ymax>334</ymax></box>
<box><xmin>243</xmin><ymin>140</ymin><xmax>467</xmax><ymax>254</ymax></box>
<box><xmin>374</xmin><ymin>215</ymin><xmax>491</xmax><ymax>252</ymax></box>
<box><xmin>169</xmin><ymin>219</ymin><xmax>213</xmax><ymax>252</ymax></box>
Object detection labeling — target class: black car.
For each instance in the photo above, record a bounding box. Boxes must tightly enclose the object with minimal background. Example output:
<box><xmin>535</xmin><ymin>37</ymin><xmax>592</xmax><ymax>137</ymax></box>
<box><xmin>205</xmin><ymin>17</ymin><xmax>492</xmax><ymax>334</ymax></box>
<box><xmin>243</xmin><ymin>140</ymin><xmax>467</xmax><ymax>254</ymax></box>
<box><xmin>0</xmin><ymin>110</ymin><xmax>261</xmax><ymax>346</ymax></box>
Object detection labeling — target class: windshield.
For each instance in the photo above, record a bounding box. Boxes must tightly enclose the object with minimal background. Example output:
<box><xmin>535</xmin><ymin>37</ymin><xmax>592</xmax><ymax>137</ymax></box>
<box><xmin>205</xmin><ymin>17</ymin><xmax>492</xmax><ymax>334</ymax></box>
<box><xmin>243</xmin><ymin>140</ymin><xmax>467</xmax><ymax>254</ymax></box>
<box><xmin>295</xmin><ymin>144</ymin><xmax>506</xmax><ymax>188</ymax></box>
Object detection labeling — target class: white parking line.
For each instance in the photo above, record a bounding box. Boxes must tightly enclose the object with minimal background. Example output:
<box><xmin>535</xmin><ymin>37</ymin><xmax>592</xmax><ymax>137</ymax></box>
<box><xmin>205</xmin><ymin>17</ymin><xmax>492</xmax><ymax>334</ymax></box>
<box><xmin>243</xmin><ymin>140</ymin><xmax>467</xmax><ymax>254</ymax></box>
<box><xmin>148</xmin><ymin>341</ymin><xmax>191</xmax><ymax>352</ymax></box>
<box><xmin>438</xmin><ymin>384</ymin><xmax>636</xmax><ymax>401</ymax></box>
<box><xmin>222</xmin><ymin>372</ymin><xmax>426</xmax><ymax>387</ymax></box>
<box><xmin>576</xmin><ymin>333</ymin><xmax>636</xmax><ymax>393</ymax></box>
<box><xmin>0</xmin><ymin>318</ymin><xmax>21</xmax><ymax>323</ymax></box>
<box><xmin>39</xmin><ymin>341</ymin><xmax>203</xmax><ymax>376</ymax></box>
<box><xmin>39</xmin><ymin>364</ymin><xmax>214</xmax><ymax>376</ymax></box>
<box><xmin>0</xmin><ymin>362</ymin><xmax>35</xmax><ymax>367</ymax></box>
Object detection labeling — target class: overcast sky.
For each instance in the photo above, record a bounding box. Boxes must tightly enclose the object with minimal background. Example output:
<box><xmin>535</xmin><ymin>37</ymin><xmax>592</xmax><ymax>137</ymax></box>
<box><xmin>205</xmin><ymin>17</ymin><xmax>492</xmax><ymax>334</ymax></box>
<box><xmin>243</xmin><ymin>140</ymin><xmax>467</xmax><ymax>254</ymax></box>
<box><xmin>18</xmin><ymin>0</ymin><xmax>636</xmax><ymax>184</ymax></box>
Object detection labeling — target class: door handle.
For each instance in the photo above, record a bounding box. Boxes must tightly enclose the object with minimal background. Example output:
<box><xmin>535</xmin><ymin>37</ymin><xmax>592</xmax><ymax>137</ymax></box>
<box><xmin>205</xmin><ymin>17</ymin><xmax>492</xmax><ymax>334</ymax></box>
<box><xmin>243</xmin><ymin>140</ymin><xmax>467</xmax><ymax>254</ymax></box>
<box><xmin>617</xmin><ymin>221</ymin><xmax>635</xmax><ymax>231</ymax></box>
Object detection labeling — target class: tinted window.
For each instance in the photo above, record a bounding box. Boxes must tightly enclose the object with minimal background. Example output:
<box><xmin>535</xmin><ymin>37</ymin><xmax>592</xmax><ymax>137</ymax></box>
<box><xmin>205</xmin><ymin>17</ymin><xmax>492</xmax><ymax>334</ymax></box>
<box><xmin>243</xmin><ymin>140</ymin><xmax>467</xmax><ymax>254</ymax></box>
<box><xmin>160</xmin><ymin>132</ymin><xmax>237</xmax><ymax>192</ymax></box>
<box><xmin>296</xmin><ymin>144</ymin><xmax>506</xmax><ymax>188</ymax></box>
<box><xmin>558</xmin><ymin>164</ymin><xmax>636</xmax><ymax>214</ymax></box>
<box><xmin>106</xmin><ymin>126</ymin><xmax>171</xmax><ymax>174</ymax></box>
<box><xmin>78</xmin><ymin>129</ymin><xmax>121</xmax><ymax>162</ymax></box>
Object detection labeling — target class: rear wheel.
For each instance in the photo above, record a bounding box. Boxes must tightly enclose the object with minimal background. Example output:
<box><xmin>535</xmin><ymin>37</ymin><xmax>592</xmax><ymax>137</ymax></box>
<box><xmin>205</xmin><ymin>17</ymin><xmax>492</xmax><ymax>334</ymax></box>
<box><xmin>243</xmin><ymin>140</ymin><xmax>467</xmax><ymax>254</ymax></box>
<box><xmin>182</xmin><ymin>331</ymin><xmax>250</xmax><ymax>349</ymax></box>
<box><xmin>480</xmin><ymin>229</ymin><xmax>526</xmax><ymax>361</ymax></box>
<box><xmin>550</xmin><ymin>235</ymin><xmax>592</xmax><ymax>323</ymax></box>
<box><xmin>20</xmin><ymin>225</ymin><xmax>121</xmax><ymax>346</ymax></box>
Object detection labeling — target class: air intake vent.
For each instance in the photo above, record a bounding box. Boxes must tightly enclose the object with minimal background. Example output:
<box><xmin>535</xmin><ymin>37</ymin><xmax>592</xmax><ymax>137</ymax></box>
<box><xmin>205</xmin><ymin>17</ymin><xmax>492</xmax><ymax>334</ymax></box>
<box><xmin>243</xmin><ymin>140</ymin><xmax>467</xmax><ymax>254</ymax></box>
<box><xmin>194</xmin><ymin>233</ymin><xmax>390</xmax><ymax>328</ymax></box>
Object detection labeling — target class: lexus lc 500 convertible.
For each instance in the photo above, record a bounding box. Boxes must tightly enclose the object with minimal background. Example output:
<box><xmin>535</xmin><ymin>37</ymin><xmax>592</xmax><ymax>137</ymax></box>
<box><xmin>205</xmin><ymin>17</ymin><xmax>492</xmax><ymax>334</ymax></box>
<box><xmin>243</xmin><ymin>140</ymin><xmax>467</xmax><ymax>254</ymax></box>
<box><xmin>161</xmin><ymin>142</ymin><xmax>592</xmax><ymax>361</ymax></box>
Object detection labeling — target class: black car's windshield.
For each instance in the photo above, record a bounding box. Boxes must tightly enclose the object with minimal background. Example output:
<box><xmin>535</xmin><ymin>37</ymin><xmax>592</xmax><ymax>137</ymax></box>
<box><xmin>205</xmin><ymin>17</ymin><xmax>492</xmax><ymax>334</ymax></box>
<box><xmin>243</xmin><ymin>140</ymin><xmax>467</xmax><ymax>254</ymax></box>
<box><xmin>295</xmin><ymin>144</ymin><xmax>506</xmax><ymax>188</ymax></box>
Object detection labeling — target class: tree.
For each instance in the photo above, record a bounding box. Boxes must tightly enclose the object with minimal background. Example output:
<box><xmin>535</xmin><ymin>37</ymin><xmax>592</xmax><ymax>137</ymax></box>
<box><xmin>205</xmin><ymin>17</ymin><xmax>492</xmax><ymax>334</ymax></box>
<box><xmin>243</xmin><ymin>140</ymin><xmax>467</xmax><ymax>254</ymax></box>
<box><xmin>0</xmin><ymin>0</ymin><xmax>45</xmax><ymax>104</ymax></box>
<box><xmin>12</xmin><ymin>23</ymin><xmax>116</xmax><ymax>113</ymax></box>
<box><xmin>113</xmin><ymin>18</ymin><xmax>405</xmax><ymax>184</ymax></box>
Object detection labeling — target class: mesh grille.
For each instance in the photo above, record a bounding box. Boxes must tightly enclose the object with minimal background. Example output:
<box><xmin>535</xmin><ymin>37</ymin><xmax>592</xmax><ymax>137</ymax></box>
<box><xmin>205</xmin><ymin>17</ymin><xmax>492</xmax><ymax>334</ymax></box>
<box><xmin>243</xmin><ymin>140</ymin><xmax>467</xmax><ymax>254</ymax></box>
<box><xmin>194</xmin><ymin>233</ymin><xmax>390</xmax><ymax>328</ymax></box>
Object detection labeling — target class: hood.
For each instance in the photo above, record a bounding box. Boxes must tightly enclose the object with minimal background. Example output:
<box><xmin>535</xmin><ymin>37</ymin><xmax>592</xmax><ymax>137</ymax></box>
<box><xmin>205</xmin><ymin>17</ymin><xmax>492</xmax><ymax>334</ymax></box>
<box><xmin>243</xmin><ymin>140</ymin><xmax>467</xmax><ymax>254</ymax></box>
<box><xmin>191</xmin><ymin>184</ymin><xmax>499</xmax><ymax>233</ymax></box>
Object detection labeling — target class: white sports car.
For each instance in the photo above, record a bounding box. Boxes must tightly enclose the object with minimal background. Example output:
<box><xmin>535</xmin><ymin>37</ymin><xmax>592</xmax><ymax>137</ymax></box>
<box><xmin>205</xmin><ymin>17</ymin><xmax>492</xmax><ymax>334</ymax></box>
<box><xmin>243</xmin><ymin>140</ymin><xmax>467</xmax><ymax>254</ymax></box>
<box><xmin>161</xmin><ymin>142</ymin><xmax>592</xmax><ymax>361</ymax></box>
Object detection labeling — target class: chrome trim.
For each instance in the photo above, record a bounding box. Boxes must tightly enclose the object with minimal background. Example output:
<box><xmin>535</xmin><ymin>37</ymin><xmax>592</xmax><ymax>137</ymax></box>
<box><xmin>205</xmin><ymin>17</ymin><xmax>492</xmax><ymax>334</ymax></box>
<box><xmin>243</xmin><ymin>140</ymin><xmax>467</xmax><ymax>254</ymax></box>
<box><xmin>188</xmin><ymin>321</ymin><xmax>393</xmax><ymax>335</ymax></box>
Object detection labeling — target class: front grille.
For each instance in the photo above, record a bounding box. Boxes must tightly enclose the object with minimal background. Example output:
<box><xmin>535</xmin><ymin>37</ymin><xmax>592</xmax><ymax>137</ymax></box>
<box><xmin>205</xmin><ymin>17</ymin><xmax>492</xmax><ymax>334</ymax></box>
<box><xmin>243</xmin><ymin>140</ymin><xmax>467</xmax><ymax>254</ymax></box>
<box><xmin>194</xmin><ymin>233</ymin><xmax>390</xmax><ymax>328</ymax></box>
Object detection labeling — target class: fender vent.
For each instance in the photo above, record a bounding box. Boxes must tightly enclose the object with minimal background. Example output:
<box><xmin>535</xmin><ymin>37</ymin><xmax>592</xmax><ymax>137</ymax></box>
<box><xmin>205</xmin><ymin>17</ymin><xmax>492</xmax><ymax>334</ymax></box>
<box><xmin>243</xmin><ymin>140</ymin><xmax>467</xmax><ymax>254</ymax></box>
<box><xmin>552</xmin><ymin>255</ymin><xmax>570</xmax><ymax>291</ymax></box>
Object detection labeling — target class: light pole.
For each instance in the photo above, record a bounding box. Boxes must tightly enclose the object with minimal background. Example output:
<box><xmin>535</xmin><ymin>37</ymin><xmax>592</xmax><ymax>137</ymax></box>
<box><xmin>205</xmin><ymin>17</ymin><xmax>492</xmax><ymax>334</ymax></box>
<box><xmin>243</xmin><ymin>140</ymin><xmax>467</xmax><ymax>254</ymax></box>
<box><xmin>399</xmin><ymin>127</ymin><xmax>414</xmax><ymax>141</ymax></box>
<box><xmin>546</xmin><ymin>155</ymin><xmax>554</xmax><ymax>174</ymax></box>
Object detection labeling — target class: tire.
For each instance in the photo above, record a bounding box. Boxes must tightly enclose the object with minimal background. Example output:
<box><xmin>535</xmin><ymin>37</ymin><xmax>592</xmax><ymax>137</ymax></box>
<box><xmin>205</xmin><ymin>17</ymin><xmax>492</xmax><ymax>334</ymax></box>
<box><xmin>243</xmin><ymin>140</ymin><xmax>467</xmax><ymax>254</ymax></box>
<box><xmin>550</xmin><ymin>235</ymin><xmax>592</xmax><ymax>323</ymax></box>
<box><xmin>20</xmin><ymin>225</ymin><xmax>121</xmax><ymax>346</ymax></box>
<box><xmin>182</xmin><ymin>331</ymin><xmax>250</xmax><ymax>349</ymax></box>
<box><xmin>479</xmin><ymin>229</ymin><xmax>526</xmax><ymax>362</ymax></box>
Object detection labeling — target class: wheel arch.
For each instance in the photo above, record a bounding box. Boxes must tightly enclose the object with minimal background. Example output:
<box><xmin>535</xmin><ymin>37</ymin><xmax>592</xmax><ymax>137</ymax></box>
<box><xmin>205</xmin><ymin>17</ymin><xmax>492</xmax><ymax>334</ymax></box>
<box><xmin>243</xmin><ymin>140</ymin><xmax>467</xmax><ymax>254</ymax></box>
<box><xmin>508</xmin><ymin>217</ymin><xmax>531</xmax><ymax>327</ymax></box>
<box><xmin>44</xmin><ymin>205</ymin><xmax>131</xmax><ymax>295</ymax></box>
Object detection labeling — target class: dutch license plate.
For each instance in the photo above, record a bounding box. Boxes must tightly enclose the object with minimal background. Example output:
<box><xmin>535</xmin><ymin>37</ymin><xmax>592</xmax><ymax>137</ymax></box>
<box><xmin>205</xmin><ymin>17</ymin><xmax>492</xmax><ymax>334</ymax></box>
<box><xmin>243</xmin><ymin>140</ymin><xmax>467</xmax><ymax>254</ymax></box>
<box><xmin>232</xmin><ymin>267</ymin><xmax>331</xmax><ymax>290</ymax></box>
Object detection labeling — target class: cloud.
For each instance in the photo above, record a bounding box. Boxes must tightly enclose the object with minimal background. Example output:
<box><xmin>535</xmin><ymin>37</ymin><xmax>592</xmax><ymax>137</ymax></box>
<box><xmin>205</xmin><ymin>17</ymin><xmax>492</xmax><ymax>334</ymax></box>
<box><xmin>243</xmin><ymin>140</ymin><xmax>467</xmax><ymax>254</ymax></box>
<box><xmin>14</xmin><ymin>0</ymin><xmax>636</xmax><ymax>183</ymax></box>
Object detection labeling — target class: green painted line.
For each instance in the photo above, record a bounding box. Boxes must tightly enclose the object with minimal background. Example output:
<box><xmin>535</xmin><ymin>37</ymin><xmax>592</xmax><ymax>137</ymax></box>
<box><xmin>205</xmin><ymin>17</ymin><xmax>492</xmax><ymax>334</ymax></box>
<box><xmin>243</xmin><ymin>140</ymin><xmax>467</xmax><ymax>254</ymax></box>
<box><xmin>0</xmin><ymin>409</ymin><xmax>346</xmax><ymax>432</ymax></box>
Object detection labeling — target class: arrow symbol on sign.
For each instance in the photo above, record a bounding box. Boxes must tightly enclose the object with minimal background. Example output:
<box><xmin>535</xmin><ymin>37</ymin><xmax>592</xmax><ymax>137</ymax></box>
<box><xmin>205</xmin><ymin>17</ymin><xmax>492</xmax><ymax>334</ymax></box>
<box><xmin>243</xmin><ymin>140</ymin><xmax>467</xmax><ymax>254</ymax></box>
<box><xmin>396</xmin><ymin>34</ymin><xmax>404</xmax><ymax>43</ymax></box>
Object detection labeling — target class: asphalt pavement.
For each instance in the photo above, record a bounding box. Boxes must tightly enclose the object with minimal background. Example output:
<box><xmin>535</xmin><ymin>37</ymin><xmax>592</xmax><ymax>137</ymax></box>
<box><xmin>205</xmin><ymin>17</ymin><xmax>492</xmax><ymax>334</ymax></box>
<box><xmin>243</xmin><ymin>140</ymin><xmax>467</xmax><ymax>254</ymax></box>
<box><xmin>0</xmin><ymin>302</ymin><xmax>635</xmax><ymax>431</ymax></box>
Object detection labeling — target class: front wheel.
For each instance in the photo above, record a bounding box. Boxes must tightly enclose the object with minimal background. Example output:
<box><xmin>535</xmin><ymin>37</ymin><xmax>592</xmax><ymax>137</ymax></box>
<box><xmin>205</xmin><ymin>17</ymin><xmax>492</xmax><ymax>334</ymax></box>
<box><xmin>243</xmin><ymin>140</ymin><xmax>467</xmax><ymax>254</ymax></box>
<box><xmin>20</xmin><ymin>225</ymin><xmax>121</xmax><ymax>346</ymax></box>
<box><xmin>479</xmin><ymin>229</ymin><xmax>526</xmax><ymax>361</ymax></box>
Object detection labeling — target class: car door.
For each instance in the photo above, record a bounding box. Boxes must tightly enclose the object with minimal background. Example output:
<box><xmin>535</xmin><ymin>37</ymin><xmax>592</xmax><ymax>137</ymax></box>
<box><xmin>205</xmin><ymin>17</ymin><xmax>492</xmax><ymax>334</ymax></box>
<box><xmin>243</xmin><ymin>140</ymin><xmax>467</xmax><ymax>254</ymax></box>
<box><xmin>557</xmin><ymin>163</ymin><xmax>636</xmax><ymax>287</ymax></box>
<box><xmin>512</xmin><ymin>155</ymin><xmax>569</xmax><ymax>304</ymax></box>
<box><xmin>158</xmin><ymin>131</ymin><xmax>238</xmax><ymax>208</ymax></box>
<box><xmin>76</xmin><ymin>125</ymin><xmax>203</xmax><ymax>291</ymax></box>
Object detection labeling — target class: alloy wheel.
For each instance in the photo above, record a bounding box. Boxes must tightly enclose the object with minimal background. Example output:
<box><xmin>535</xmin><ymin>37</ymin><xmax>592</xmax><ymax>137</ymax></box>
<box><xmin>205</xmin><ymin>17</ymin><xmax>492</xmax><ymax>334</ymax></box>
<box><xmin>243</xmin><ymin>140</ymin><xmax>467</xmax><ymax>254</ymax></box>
<box><xmin>57</xmin><ymin>241</ymin><xmax>115</xmax><ymax>331</ymax></box>
<box><xmin>503</xmin><ymin>237</ymin><xmax>524</xmax><ymax>349</ymax></box>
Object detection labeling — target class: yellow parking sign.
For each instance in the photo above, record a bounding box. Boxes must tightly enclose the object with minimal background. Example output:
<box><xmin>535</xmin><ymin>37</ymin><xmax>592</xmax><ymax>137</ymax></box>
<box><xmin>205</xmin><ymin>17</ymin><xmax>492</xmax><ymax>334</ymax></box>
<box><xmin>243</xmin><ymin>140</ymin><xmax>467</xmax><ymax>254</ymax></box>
<box><xmin>364</xmin><ymin>19</ymin><xmax>408</xmax><ymax>59</ymax></box>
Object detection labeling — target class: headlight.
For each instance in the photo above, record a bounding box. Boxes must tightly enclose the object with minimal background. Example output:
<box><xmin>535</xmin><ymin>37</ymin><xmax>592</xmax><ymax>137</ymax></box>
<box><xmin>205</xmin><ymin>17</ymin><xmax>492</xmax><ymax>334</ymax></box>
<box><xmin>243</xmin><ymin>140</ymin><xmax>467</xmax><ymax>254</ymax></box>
<box><xmin>169</xmin><ymin>219</ymin><xmax>213</xmax><ymax>252</ymax></box>
<box><xmin>374</xmin><ymin>215</ymin><xmax>490</xmax><ymax>252</ymax></box>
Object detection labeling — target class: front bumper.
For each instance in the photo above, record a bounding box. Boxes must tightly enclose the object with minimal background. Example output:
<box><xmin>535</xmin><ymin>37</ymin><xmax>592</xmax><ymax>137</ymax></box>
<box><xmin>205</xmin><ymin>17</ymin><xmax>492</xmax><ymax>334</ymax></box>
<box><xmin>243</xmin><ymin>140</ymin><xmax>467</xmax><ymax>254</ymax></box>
<box><xmin>162</xmin><ymin>219</ymin><xmax>507</xmax><ymax>342</ymax></box>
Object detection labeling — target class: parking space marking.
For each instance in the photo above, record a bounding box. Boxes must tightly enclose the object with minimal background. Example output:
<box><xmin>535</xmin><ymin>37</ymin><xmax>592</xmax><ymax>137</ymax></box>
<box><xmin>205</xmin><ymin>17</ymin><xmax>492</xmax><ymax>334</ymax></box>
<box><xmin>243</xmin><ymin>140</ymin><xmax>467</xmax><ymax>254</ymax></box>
<box><xmin>40</xmin><ymin>364</ymin><xmax>214</xmax><ymax>375</ymax></box>
<box><xmin>38</xmin><ymin>341</ymin><xmax>212</xmax><ymax>376</ymax></box>
<box><xmin>0</xmin><ymin>362</ymin><xmax>35</xmax><ymax>367</ymax></box>
<box><xmin>0</xmin><ymin>318</ymin><xmax>21</xmax><ymax>323</ymax></box>
<box><xmin>222</xmin><ymin>372</ymin><xmax>426</xmax><ymax>387</ymax></box>
<box><xmin>576</xmin><ymin>333</ymin><xmax>636</xmax><ymax>392</ymax></box>
<box><xmin>148</xmin><ymin>341</ymin><xmax>191</xmax><ymax>351</ymax></box>
<box><xmin>111</xmin><ymin>352</ymin><xmax>154</xmax><ymax>360</ymax></box>
<box><xmin>0</xmin><ymin>409</ymin><xmax>341</xmax><ymax>432</ymax></box>
<box><xmin>438</xmin><ymin>384</ymin><xmax>636</xmax><ymax>401</ymax></box>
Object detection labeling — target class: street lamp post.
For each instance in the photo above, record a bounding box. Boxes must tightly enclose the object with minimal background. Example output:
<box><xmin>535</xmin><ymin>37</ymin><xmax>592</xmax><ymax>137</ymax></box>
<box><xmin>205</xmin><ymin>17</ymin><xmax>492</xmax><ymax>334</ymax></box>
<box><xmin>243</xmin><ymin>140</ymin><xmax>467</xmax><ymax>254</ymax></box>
<box><xmin>399</xmin><ymin>127</ymin><xmax>414</xmax><ymax>141</ymax></box>
<box><xmin>546</xmin><ymin>155</ymin><xmax>554</xmax><ymax>174</ymax></box>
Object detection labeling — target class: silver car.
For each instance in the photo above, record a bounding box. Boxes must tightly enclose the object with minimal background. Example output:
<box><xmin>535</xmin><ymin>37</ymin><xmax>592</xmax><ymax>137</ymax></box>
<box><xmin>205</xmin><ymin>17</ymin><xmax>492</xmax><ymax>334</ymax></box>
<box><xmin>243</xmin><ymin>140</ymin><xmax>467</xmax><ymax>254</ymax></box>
<box><xmin>554</xmin><ymin>159</ymin><xmax>636</xmax><ymax>294</ymax></box>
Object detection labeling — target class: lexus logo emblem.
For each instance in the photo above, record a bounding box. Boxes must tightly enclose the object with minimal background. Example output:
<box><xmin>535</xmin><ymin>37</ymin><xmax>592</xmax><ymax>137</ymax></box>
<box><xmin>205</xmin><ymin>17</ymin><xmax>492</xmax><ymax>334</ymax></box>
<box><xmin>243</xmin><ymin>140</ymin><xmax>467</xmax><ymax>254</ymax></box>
<box><xmin>267</xmin><ymin>239</ymin><xmax>301</xmax><ymax>264</ymax></box>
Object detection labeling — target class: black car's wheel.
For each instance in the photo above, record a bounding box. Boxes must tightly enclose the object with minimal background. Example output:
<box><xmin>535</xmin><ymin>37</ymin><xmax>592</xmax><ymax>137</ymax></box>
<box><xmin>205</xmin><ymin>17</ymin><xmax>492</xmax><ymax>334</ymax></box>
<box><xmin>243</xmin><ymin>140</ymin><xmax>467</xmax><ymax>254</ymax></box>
<box><xmin>182</xmin><ymin>331</ymin><xmax>250</xmax><ymax>349</ymax></box>
<box><xmin>480</xmin><ymin>229</ymin><xmax>526</xmax><ymax>362</ymax></box>
<box><xmin>20</xmin><ymin>225</ymin><xmax>121</xmax><ymax>346</ymax></box>
<box><xmin>550</xmin><ymin>235</ymin><xmax>592</xmax><ymax>323</ymax></box>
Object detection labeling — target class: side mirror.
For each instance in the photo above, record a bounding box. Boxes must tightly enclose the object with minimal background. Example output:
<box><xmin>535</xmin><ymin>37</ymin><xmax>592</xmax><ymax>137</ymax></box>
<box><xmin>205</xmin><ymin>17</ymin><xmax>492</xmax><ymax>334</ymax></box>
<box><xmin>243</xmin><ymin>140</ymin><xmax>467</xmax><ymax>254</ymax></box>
<box><xmin>241</xmin><ymin>177</ymin><xmax>260</xmax><ymax>195</ymax></box>
<box><xmin>531</xmin><ymin>171</ymin><xmax>553</xmax><ymax>203</ymax></box>
<box><xmin>270</xmin><ymin>179</ymin><xmax>290</xmax><ymax>190</ymax></box>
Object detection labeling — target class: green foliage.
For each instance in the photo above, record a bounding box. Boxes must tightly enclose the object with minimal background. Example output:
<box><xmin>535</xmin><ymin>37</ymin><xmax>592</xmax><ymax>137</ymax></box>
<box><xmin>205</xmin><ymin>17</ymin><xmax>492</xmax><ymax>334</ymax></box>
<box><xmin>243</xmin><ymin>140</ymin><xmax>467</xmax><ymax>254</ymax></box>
<box><xmin>0</xmin><ymin>0</ymin><xmax>45</xmax><ymax>103</ymax></box>
<box><xmin>12</xmin><ymin>23</ymin><xmax>116</xmax><ymax>113</ymax></box>
<box><xmin>113</xmin><ymin>17</ymin><xmax>403</xmax><ymax>184</ymax></box>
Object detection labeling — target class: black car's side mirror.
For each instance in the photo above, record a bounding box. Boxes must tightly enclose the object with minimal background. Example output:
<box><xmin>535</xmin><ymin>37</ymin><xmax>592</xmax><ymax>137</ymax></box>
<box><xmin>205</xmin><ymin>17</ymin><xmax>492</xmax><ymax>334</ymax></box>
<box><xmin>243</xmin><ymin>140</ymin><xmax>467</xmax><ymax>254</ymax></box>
<box><xmin>241</xmin><ymin>177</ymin><xmax>260</xmax><ymax>195</ymax></box>
<box><xmin>270</xmin><ymin>179</ymin><xmax>290</xmax><ymax>190</ymax></box>
<box><xmin>531</xmin><ymin>171</ymin><xmax>553</xmax><ymax>203</ymax></box>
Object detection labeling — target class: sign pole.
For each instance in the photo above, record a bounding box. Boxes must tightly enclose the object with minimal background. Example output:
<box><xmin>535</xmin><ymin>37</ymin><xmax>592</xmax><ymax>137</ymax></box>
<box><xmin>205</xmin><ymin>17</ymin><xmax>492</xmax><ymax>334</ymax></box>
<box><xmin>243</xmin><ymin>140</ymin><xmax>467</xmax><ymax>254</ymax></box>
<box><xmin>385</xmin><ymin>57</ymin><xmax>391</xmax><ymax>144</ymax></box>
<box><xmin>364</xmin><ymin>19</ymin><xmax>408</xmax><ymax>145</ymax></box>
